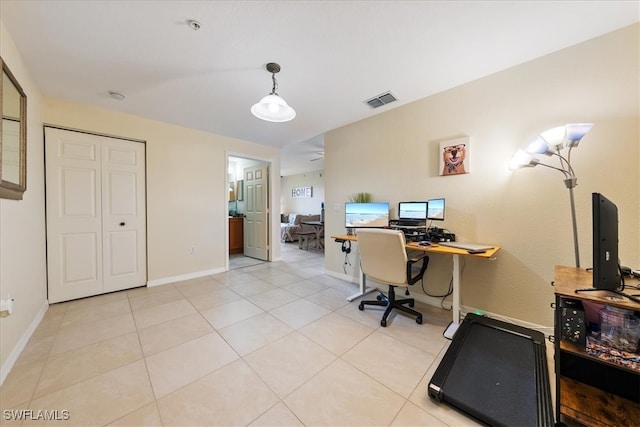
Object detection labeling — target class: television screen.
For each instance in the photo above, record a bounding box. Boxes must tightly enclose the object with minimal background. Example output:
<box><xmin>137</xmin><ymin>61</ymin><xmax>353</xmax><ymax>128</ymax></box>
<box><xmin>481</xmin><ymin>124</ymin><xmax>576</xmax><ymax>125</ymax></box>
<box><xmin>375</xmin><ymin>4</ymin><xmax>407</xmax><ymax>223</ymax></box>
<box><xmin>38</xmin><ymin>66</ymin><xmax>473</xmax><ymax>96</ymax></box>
<box><xmin>427</xmin><ymin>198</ymin><xmax>446</xmax><ymax>221</ymax></box>
<box><xmin>345</xmin><ymin>202</ymin><xmax>390</xmax><ymax>228</ymax></box>
<box><xmin>398</xmin><ymin>201</ymin><xmax>428</xmax><ymax>220</ymax></box>
<box><xmin>592</xmin><ymin>193</ymin><xmax>620</xmax><ymax>290</ymax></box>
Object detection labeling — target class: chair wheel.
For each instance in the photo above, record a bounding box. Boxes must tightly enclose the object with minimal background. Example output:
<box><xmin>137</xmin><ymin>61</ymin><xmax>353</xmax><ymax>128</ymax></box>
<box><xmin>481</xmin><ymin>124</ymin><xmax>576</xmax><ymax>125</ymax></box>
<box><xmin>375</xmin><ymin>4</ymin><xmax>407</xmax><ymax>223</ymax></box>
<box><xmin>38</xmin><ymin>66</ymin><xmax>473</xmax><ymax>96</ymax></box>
<box><xmin>416</xmin><ymin>316</ymin><xmax>423</xmax><ymax>325</ymax></box>
<box><xmin>358</xmin><ymin>303</ymin><xmax>364</xmax><ymax>311</ymax></box>
<box><xmin>376</xmin><ymin>294</ymin><xmax>383</xmax><ymax>301</ymax></box>
<box><xmin>409</xmin><ymin>301</ymin><xmax>415</xmax><ymax>308</ymax></box>
<box><xmin>380</xmin><ymin>319</ymin><xmax>387</xmax><ymax>327</ymax></box>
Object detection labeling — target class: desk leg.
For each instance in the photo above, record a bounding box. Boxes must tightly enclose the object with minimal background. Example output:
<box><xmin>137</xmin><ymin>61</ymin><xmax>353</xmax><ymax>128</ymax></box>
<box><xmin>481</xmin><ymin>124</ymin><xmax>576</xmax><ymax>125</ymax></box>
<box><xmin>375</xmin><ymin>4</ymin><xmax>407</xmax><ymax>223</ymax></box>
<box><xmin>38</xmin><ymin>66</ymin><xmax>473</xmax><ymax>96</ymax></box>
<box><xmin>443</xmin><ymin>254</ymin><xmax>461</xmax><ymax>339</ymax></box>
<box><xmin>347</xmin><ymin>261</ymin><xmax>376</xmax><ymax>302</ymax></box>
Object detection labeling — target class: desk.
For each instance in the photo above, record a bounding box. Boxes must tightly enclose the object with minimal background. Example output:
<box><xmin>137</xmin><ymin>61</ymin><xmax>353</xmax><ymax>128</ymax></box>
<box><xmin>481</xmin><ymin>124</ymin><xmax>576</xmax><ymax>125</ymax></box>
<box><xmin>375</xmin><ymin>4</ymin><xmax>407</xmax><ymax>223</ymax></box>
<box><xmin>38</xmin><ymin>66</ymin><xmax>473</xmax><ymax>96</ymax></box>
<box><xmin>302</xmin><ymin>221</ymin><xmax>324</xmax><ymax>249</ymax></box>
<box><xmin>331</xmin><ymin>234</ymin><xmax>500</xmax><ymax>338</ymax></box>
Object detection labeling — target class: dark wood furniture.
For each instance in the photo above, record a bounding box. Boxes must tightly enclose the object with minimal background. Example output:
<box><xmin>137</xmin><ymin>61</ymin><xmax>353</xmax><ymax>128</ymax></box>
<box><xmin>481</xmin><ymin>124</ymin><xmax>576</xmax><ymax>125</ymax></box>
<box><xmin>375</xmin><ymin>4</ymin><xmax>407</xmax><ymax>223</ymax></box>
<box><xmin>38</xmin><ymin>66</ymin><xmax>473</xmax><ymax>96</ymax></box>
<box><xmin>553</xmin><ymin>265</ymin><xmax>640</xmax><ymax>426</ymax></box>
<box><xmin>229</xmin><ymin>217</ymin><xmax>243</xmax><ymax>254</ymax></box>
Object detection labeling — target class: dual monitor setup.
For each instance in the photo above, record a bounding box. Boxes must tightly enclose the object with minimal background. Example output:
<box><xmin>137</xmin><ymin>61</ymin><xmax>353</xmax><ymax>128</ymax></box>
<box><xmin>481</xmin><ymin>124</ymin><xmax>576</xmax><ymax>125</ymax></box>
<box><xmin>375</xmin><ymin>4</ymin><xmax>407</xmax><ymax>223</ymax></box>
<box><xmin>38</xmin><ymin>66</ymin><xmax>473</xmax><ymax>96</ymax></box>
<box><xmin>343</xmin><ymin>193</ymin><xmax>637</xmax><ymax>301</ymax></box>
<box><xmin>345</xmin><ymin>198</ymin><xmax>445</xmax><ymax>229</ymax></box>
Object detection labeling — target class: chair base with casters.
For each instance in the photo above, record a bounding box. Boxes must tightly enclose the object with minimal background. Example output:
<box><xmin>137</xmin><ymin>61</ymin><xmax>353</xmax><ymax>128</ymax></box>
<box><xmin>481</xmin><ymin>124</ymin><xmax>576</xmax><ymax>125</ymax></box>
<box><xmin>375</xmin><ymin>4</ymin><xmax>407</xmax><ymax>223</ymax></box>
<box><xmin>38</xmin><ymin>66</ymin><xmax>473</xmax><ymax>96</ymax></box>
<box><xmin>357</xmin><ymin>251</ymin><xmax>429</xmax><ymax>327</ymax></box>
<box><xmin>358</xmin><ymin>285</ymin><xmax>422</xmax><ymax>327</ymax></box>
<box><xmin>355</xmin><ymin>229</ymin><xmax>430</xmax><ymax>327</ymax></box>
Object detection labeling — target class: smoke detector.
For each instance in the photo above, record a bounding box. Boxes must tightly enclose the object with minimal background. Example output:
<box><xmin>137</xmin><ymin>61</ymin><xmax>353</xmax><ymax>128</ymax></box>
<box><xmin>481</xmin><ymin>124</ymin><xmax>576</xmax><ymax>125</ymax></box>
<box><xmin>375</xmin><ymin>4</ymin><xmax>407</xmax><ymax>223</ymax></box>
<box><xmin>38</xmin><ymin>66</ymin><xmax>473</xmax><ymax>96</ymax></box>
<box><xmin>187</xmin><ymin>19</ymin><xmax>202</xmax><ymax>31</ymax></box>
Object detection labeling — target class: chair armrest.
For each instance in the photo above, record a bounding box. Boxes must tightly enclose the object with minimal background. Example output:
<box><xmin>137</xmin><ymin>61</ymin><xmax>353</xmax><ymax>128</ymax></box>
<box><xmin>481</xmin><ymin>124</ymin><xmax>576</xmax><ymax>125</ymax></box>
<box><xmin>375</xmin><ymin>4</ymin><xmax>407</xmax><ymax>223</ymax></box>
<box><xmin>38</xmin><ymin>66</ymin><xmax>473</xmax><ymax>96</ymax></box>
<box><xmin>406</xmin><ymin>254</ymin><xmax>429</xmax><ymax>286</ymax></box>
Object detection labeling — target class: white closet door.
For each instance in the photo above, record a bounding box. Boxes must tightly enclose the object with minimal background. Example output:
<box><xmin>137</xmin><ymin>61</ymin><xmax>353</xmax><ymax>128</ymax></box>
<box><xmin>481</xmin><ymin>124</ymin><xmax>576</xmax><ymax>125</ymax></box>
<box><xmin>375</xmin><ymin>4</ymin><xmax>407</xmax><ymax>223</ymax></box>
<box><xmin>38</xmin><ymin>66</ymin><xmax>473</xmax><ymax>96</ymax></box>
<box><xmin>45</xmin><ymin>128</ymin><xmax>146</xmax><ymax>303</ymax></box>
<box><xmin>46</xmin><ymin>129</ymin><xmax>103</xmax><ymax>303</ymax></box>
<box><xmin>101</xmin><ymin>139</ymin><xmax>146</xmax><ymax>293</ymax></box>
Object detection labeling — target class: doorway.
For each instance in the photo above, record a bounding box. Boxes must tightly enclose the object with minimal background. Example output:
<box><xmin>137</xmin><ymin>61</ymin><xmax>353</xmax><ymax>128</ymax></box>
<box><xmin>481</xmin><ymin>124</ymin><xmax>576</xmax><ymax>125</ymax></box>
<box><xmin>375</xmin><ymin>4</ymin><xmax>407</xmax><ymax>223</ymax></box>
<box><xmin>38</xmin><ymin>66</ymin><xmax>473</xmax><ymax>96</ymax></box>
<box><xmin>227</xmin><ymin>156</ymin><xmax>271</xmax><ymax>269</ymax></box>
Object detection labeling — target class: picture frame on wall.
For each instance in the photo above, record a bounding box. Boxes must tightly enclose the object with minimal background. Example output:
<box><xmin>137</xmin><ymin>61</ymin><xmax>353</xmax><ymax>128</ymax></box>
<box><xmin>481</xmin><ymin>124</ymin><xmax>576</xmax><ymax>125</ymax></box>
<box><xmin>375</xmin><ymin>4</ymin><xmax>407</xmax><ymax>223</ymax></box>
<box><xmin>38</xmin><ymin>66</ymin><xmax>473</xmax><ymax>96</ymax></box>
<box><xmin>439</xmin><ymin>136</ymin><xmax>470</xmax><ymax>176</ymax></box>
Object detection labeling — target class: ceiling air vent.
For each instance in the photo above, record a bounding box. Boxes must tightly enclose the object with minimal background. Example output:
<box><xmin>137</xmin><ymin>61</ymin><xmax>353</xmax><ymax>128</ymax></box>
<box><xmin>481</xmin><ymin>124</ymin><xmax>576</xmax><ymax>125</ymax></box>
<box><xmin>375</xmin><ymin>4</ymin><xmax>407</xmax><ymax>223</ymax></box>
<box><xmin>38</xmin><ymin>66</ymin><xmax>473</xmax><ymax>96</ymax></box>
<box><xmin>364</xmin><ymin>91</ymin><xmax>397</xmax><ymax>109</ymax></box>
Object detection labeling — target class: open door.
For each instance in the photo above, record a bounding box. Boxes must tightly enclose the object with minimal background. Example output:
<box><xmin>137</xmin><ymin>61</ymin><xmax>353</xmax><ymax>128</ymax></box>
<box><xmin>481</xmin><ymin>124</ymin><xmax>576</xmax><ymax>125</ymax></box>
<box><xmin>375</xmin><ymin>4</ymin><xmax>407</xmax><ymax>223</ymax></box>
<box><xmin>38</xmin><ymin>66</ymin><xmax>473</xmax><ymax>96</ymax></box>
<box><xmin>243</xmin><ymin>163</ymin><xmax>269</xmax><ymax>260</ymax></box>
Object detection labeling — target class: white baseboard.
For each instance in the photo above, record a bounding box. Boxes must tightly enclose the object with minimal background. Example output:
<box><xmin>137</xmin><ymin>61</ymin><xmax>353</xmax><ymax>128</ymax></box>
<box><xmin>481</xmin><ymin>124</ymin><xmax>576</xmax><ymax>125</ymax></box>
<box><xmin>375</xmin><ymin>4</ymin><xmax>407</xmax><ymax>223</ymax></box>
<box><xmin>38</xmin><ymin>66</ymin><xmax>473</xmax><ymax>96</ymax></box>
<box><xmin>147</xmin><ymin>267</ymin><xmax>226</xmax><ymax>287</ymax></box>
<box><xmin>410</xmin><ymin>293</ymin><xmax>552</xmax><ymax>337</ymax></box>
<box><xmin>324</xmin><ymin>269</ymin><xmax>552</xmax><ymax>337</ymax></box>
<box><xmin>459</xmin><ymin>305</ymin><xmax>554</xmax><ymax>337</ymax></box>
<box><xmin>325</xmin><ymin>269</ymin><xmax>359</xmax><ymax>284</ymax></box>
<box><xmin>0</xmin><ymin>299</ymin><xmax>49</xmax><ymax>385</ymax></box>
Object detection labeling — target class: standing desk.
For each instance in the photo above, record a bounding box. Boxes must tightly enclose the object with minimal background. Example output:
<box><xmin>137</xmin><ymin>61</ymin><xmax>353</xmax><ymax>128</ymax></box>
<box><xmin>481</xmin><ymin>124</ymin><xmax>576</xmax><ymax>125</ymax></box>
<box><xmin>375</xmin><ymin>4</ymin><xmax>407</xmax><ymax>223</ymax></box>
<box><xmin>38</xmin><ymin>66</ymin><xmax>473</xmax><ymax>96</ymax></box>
<box><xmin>331</xmin><ymin>234</ymin><xmax>500</xmax><ymax>338</ymax></box>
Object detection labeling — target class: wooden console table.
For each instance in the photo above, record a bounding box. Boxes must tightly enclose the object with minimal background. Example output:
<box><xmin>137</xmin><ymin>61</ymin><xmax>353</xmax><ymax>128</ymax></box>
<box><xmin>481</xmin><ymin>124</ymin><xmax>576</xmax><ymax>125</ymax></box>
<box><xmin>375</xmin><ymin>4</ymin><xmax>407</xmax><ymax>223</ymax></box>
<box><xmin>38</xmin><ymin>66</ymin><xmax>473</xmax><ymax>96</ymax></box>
<box><xmin>553</xmin><ymin>265</ymin><xmax>640</xmax><ymax>426</ymax></box>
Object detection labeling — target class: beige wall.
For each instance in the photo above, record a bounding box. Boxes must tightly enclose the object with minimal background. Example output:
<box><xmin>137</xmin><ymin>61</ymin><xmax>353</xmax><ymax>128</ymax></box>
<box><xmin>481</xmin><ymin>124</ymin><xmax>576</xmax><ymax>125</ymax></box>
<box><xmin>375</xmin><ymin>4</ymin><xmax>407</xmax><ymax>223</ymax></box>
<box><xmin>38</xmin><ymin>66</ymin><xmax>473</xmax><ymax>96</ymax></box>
<box><xmin>324</xmin><ymin>24</ymin><xmax>640</xmax><ymax>327</ymax></box>
<box><xmin>0</xmin><ymin>19</ymin><xmax>282</xmax><ymax>377</ymax></box>
<box><xmin>0</xmin><ymin>21</ymin><xmax>48</xmax><ymax>381</ymax></box>
<box><xmin>281</xmin><ymin>170</ymin><xmax>325</xmax><ymax>216</ymax></box>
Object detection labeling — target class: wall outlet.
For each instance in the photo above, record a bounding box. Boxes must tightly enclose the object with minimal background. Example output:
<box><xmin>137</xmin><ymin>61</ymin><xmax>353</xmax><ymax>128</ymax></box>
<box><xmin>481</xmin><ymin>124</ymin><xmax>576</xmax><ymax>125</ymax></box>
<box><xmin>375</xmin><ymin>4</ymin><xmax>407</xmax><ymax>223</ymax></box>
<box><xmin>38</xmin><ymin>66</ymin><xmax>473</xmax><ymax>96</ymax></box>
<box><xmin>0</xmin><ymin>295</ymin><xmax>13</xmax><ymax>318</ymax></box>
<box><xmin>189</xmin><ymin>246</ymin><xmax>196</xmax><ymax>255</ymax></box>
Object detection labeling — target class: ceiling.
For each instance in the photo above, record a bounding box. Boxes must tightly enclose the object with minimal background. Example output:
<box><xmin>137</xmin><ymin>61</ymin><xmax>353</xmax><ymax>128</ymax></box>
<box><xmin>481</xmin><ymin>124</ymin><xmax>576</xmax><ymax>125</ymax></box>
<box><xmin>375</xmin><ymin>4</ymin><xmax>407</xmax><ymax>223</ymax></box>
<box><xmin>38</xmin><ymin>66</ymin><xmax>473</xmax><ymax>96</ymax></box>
<box><xmin>2</xmin><ymin>1</ymin><xmax>638</xmax><ymax>176</ymax></box>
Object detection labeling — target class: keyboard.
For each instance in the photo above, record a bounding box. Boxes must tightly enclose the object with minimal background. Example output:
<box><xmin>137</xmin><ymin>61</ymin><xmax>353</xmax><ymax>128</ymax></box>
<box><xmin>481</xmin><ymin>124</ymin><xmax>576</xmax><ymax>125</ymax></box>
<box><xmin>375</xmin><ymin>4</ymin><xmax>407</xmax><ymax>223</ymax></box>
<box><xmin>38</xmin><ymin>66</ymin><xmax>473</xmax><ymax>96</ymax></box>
<box><xmin>395</xmin><ymin>220</ymin><xmax>425</xmax><ymax>227</ymax></box>
<box><xmin>393</xmin><ymin>225</ymin><xmax>426</xmax><ymax>230</ymax></box>
<box><xmin>438</xmin><ymin>242</ymin><xmax>495</xmax><ymax>251</ymax></box>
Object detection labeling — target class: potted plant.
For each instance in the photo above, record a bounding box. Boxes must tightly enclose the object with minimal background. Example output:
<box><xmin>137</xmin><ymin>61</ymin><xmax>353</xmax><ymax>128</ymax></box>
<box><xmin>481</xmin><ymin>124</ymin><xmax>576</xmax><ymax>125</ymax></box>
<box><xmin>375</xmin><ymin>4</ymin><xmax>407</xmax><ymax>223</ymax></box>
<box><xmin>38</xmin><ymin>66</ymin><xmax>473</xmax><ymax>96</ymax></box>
<box><xmin>349</xmin><ymin>192</ymin><xmax>373</xmax><ymax>203</ymax></box>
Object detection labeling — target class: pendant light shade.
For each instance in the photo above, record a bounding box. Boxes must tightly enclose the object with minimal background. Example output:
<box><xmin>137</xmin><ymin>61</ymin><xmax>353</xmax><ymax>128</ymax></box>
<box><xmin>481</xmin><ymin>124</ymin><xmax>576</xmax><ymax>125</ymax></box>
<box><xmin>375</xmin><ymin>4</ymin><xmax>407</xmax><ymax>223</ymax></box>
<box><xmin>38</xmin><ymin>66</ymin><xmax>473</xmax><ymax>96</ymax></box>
<box><xmin>251</xmin><ymin>63</ymin><xmax>296</xmax><ymax>122</ymax></box>
<box><xmin>251</xmin><ymin>94</ymin><xmax>296</xmax><ymax>122</ymax></box>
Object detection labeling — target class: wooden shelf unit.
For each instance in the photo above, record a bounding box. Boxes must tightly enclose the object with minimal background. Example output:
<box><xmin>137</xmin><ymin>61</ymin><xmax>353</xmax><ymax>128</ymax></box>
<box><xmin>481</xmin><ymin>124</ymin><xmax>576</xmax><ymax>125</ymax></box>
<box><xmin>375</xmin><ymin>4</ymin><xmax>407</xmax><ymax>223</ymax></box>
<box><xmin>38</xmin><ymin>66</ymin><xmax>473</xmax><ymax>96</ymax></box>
<box><xmin>553</xmin><ymin>265</ymin><xmax>640</xmax><ymax>426</ymax></box>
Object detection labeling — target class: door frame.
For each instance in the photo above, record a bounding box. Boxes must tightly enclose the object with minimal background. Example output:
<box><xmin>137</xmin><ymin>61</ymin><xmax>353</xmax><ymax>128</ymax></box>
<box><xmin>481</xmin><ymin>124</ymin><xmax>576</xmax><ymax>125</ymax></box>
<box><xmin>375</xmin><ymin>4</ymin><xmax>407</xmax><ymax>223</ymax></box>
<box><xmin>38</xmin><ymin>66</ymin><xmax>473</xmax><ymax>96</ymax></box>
<box><xmin>225</xmin><ymin>152</ymin><xmax>279</xmax><ymax>269</ymax></box>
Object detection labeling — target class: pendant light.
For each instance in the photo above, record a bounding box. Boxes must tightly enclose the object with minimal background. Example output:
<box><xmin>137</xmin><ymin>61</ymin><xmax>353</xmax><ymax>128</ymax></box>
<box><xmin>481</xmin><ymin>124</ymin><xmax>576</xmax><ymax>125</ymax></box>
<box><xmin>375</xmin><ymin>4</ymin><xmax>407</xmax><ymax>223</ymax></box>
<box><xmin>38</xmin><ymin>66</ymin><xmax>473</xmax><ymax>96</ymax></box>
<box><xmin>251</xmin><ymin>62</ymin><xmax>296</xmax><ymax>122</ymax></box>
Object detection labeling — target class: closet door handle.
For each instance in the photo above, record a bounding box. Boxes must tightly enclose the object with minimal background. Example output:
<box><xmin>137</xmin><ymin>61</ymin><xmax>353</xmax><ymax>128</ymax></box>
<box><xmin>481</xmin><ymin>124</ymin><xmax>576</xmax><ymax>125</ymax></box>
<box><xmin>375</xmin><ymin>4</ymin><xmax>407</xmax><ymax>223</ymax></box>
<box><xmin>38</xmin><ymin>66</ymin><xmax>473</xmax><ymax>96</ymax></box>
<box><xmin>119</xmin><ymin>222</ymin><xmax>126</xmax><ymax>227</ymax></box>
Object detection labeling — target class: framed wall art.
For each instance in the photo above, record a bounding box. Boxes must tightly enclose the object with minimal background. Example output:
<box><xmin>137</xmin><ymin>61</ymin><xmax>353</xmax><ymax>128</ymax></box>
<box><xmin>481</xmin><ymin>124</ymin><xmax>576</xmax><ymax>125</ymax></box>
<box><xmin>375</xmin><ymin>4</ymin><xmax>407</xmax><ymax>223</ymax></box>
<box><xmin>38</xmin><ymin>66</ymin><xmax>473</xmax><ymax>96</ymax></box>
<box><xmin>439</xmin><ymin>136</ymin><xmax>470</xmax><ymax>176</ymax></box>
<box><xmin>291</xmin><ymin>186</ymin><xmax>312</xmax><ymax>198</ymax></box>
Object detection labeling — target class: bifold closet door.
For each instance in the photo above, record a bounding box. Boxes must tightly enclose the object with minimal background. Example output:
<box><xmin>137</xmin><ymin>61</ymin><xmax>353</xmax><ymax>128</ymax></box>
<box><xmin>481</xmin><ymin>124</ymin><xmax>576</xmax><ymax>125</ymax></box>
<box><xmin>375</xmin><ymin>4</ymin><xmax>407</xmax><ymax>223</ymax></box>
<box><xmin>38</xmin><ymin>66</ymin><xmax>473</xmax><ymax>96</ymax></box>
<box><xmin>45</xmin><ymin>127</ymin><xmax>146</xmax><ymax>303</ymax></box>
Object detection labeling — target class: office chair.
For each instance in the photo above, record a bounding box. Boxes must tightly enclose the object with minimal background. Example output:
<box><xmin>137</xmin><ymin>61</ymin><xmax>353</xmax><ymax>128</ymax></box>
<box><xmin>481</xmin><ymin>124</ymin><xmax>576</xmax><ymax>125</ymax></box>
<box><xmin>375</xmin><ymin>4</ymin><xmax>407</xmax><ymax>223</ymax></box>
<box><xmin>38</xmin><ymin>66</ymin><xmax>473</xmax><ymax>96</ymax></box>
<box><xmin>356</xmin><ymin>229</ymin><xmax>429</xmax><ymax>327</ymax></box>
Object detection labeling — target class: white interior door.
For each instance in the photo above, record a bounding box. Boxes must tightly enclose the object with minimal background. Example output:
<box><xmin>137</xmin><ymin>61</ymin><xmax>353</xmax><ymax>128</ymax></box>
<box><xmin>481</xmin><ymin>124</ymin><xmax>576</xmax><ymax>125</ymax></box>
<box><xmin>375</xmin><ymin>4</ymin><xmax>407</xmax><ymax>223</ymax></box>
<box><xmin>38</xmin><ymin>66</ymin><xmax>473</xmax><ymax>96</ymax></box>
<box><xmin>45</xmin><ymin>128</ymin><xmax>146</xmax><ymax>303</ymax></box>
<box><xmin>243</xmin><ymin>163</ymin><xmax>269</xmax><ymax>260</ymax></box>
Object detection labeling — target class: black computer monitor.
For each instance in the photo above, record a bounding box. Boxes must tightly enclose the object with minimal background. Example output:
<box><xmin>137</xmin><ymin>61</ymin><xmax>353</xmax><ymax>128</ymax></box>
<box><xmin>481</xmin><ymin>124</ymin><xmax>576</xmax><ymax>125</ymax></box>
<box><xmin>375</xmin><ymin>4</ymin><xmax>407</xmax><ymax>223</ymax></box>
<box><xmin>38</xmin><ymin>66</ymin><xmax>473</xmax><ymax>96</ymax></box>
<box><xmin>592</xmin><ymin>193</ymin><xmax>620</xmax><ymax>290</ymax></box>
<box><xmin>345</xmin><ymin>202</ymin><xmax>390</xmax><ymax>228</ymax></box>
<box><xmin>398</xmin><ymin>201</ymin><xmax>428</xmax><ymax>220</ymax></box>
<box><xmin>427</xmin><ymin>198</ymin><xmax>445</xmax><ymax>221</ymax></box>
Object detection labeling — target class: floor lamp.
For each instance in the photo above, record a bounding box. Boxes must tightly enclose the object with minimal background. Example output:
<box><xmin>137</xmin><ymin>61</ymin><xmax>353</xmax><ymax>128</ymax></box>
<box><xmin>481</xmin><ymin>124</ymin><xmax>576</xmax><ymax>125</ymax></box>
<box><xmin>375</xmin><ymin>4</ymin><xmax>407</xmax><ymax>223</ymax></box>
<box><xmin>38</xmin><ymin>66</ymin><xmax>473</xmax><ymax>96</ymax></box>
<box><xmin>509</xmin><ymin>123</ymin><xmax>594</xmax><ymax>268</ymax></box>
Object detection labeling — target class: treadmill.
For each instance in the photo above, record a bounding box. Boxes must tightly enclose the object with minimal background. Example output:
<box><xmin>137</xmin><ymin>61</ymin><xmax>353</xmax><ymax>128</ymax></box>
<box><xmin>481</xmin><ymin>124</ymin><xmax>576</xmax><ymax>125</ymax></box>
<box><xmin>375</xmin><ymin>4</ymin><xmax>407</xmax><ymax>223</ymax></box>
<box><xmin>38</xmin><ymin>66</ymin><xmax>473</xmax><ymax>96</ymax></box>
<box><xmin>428</xmin><ymin>313</ymin><xmax>554</xmax><ymax>427</ymax></box>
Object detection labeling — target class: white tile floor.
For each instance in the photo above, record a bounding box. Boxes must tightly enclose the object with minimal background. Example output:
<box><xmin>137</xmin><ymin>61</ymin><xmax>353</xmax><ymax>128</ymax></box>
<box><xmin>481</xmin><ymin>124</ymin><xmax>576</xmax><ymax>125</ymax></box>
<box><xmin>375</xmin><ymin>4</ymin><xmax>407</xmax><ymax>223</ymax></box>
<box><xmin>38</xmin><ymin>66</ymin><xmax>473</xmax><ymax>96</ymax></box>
<box><xmin>1</xmin><ymin>243</ymin><xmax>493</xmax><ymax>426</ymax></box>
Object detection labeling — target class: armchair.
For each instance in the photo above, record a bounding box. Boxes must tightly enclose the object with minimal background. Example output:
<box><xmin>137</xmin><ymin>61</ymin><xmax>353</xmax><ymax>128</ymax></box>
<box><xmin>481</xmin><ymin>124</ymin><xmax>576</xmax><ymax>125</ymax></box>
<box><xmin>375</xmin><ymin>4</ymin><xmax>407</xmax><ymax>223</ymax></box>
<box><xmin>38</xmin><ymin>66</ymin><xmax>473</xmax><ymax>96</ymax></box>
<box><xmin>356</xmin><ymin>229</ymin><xmax>429</xmax><ymax>327</ymax></box>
